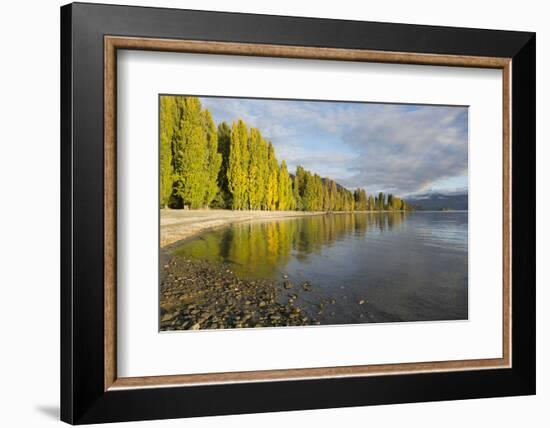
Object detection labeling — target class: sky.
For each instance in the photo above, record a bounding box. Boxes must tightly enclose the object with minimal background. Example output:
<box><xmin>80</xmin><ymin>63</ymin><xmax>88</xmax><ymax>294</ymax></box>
<box><xmin>200</xmin><ymin>96</ymin><xmax>468</xmax><ymax>197</ymax></box>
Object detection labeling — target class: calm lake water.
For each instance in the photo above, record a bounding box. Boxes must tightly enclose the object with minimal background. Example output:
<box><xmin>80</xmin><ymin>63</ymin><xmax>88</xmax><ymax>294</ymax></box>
<box><xmin>170</xmin><ymin>211</ymin><xmax>468</xmax><ymax>324</ymax></box>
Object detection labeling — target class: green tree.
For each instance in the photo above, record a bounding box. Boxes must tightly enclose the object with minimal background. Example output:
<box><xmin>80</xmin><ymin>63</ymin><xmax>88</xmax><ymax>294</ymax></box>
<box><xmin>293</xmin><ymin>166</ymin><xmax>307</xmax><ymax>210</ymax></box>
<box><xmin>367</xmin><ymin>195</ymin><xmax>375</xmax><ymax>211</ymax></box>
<box><xmin>227</xmin><ymin>119</ymin><xmax>249</xmax><ymax>209</ymax></box>
<box><xmin>328</xmin><ymin>180</ymin><xmax>337</xmax><ymax>211</ymax></box>
<box><xmin>247</xmin><ymin>128</ymin><xmax>267</xmax><ymax>210</ymax></box>
<box><xmin>172</xmin><ymin>97</ymin><xmax>208</xmax><ymax>209</ymax></box>
<box><xmin>343</xmin><ymin>189</ymin><xmax>354</xmax><ymax>211</ymax></box>
<box><xmin>302</xmin><ymin>171</ymin><xmax>316</xmax><ymax>211</ymax></box>
<box><xmin>354</xmin><ymin>188</ymin><xmax>367</xmax><ymax>211</ymax></box>
<box><xmin>277</xmin><ymin>160</ymin><xmax>294</xmax><ymax>210</ymax></box>
<box><xmin>160</xmin><ymin>95</ymin><xmax>413</xmax><ymax>214</ymax></box>
<box><xmin>322</xmin><ymin>181</ymin><xmax>330</xmax><ymax>211</ymax></box>
<box><xmin>159</xmin><ymin>96</ymin><xmax>182</xmax><ymax>208</ymax></box>
<box><xmin>256</xmin><ymin>135</ymin><xmax>269</xmax><ymax>210</ymax></box>
<box><xmin>216</xmin><ymin>122</ymin><xmax>232</xmax><ymax>207</ymax></box>
<box><xmin>312</xmin><ymin>174</ymin><xmax>323</xmax><ymax>211</ymax></box>
<box><xmin>266</xmin><ymin>142</ymin><xmax>279</xmax><ymax>210</ymax></box>
<box><xmin>378</xmin><ymin>192</ymin><xmax>385</xmax><ymax>211</ymax></box>
<box><xmin>202</xmin><ymin>109</ymin><xmax>222</xmax><ymax>208</ymax></box>
<box><xmin>391</xmin><ymin>195</ymin><xmax>401</xmax><ymax>210</ymax></box>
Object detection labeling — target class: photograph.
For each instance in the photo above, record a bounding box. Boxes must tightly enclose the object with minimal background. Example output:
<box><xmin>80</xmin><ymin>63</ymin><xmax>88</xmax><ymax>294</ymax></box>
<box><xmin>159</xmin><ymin>95</ymin><xmax>469</xmax><ymax>331</ymax></box>
<box><xmin>54</xmin><ymin>2</ymin><xmax>536</xmax><ymax>424</ymax></box>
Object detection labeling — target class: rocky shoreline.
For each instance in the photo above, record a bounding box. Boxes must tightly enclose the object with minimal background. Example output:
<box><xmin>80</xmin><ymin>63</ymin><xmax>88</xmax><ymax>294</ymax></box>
<box><xmin>160</xmin><ymin>256</ymin><xmax>321</xmax><ymax>330</ymax></box>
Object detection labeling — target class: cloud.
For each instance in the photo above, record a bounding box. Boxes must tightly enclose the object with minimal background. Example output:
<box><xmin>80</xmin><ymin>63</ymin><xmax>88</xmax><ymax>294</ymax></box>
<box><xmin>199</xmin><ymin>96</ymin><xmax>468</xmax><ymax>196</ymax></box>
<box><xmin>336</xmin><ymin>104</ymin><xmax>468</xmax><ymax>195</ymax></box>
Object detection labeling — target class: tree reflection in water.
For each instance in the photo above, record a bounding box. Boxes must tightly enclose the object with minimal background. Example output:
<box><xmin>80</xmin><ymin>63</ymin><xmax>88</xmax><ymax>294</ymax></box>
<box><xmin>173</xmin><ymin>212</ymin><xmax>407</xmax><ymax>279</ymax></box>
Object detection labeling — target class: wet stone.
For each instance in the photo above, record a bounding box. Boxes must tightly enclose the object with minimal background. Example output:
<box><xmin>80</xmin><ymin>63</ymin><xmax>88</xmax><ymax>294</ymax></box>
<box><xmin>162</xmin><ymin>310</ymin><xmax>180</xmax><ymax>322</ymax></box>
<box><xmin>160</xmin><ymin>257</ymin><xmax>325</xmax><ymax>331</ymax></box>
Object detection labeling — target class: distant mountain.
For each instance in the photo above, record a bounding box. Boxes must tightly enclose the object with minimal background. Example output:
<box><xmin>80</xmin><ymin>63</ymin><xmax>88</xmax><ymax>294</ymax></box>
<box><xmin>405</xmin><ymin>192</ymin><xmax>468</xmax><ymax>211</ymax></box>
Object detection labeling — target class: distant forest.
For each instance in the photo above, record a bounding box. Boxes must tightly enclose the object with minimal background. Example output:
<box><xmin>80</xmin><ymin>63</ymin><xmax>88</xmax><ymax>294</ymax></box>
<box><xmin>160</xmin><ymin>96</ymin><xmax>413</xmax><ymax>212</ymax></box>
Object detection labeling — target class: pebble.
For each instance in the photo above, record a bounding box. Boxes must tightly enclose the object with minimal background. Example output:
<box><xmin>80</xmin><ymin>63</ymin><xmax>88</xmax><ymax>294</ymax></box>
<box><xmin>161</xmin><ymin>313</ymin><xmax>175</xmax><ymax>322</ymax></box>
<box><xmin>160</xmin><ymin>257</ymin><xmax>316</xmax><ymax>331</ymax></box>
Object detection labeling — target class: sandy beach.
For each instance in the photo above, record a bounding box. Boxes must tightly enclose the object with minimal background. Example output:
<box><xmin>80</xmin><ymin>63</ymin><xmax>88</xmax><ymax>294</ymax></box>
<box><xmin>160</xmin><ymin>208</ymin><xmax>330</xmax><ymax>247</ymax></box>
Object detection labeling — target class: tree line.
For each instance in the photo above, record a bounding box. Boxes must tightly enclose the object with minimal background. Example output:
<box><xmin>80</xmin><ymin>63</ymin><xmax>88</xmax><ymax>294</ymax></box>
<box><xmin>160</xmin><ymin>96</ymin><xmax>413</xmax><ymax>212</ymax></box>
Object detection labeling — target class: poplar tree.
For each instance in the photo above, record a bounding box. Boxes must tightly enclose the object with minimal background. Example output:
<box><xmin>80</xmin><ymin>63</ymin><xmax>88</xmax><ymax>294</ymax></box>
<box><xmin>227</xmin><ymin>119</ymin><xmax>249</xmax><ymax>210</ymax></box>
<box><xmin>258</xmin><ymin>135</ymin><xmax>269</xmax><ymax>210</ymax></box>
<box><xmin>368</xmin><ymin>195</ymin><xmax>375</xmax><ymax>211</ymax></box>
<box><xmin>217</xmin><ymin>122</ymin><xmax>232</xmax><ymax>206</ymax></box>
<box><xmin>302</xmin><ymin>171</ymin><xmax>315</xmax><ymax>211</ymax></box>
<box><xmin>202</xmin><ymin>110</ymin><xmax>222</xmax><ymax>208</ymax></box>
<box><xmin>391</xmin><ymin>196</ymin><xmax>401</xmax><ymax>210</ymax></box>
<box><xmin>159</xmin><ymin>96</ymin><xmax>182</xmax><ymax>208</ymax></box>
<box><xmin>354</xmin><ymin>188</ymin><xmax>367</xmax><ymax>211</ymax></box>
<box><xmin>277</xmin><ymin>160</ymin><xmax>293</xmax><ymax>210</ymax></box>
<box><xmin>247</xmin><ymin>128</ymin><xmax>266</xmax><ymax>210</ymax></box>
<box><xmin>322</xmin><ymin>182</ymin><xmax>330</xmax><ymax>211</ymax></box>
<box><xmin>387</xmin><ymin>194</ymin><xmax>394</xmax><ymax>211</ymax></box>
<box><xmin>174</xmin><ymin>97</ymin><xmax>211</xmax><ymax>208</ymax></box>
<box><xmin>312</xmin><ymin>174</ymin><xmax>323</xmax><ymax>211</ymax></box>
<box><xmin>378</xmin><ymin>192</ymin><xmax>385</xmax><ymax>211</ymax></box>
<box><xmin>160</xmin><ymin>95</ymin><xmax>414</xmax><ymax>213</ymax></box>
<box><xmin>266</xmin><ymin>142</ymin><xmax>279</xmax><ymax>210</ymax></box>
<box><xmin>328</xmin><ymin>180</ymin><xmax>337</xmax><ymax>211</ymax></box>
<box><xmin>293</xmin><ymin>166</ymin><xmax>307</xmax><ymax>210</ymax></box>
<box><xmin>346</xmin><ymin>191</ymin><xmax>354</xmax><ymax>211</ymax></box>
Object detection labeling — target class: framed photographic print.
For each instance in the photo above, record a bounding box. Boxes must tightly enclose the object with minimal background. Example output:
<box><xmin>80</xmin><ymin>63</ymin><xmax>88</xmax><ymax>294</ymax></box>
<box><xmin>60</xmin><ymin>2</ymin><xmax>536</xmax><ymax>424</ymax></box>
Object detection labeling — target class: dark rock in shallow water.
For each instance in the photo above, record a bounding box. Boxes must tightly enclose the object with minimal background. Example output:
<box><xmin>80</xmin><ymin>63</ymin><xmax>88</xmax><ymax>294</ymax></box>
<box><xmin>301</xmin><ymin>281</ymin><xmax>312</xmax><ymax>291</ymax></box>
<box><xmin>283</xmin><ymin>281</ymin><xmax>293</xmax><ymax>289</ymax></box>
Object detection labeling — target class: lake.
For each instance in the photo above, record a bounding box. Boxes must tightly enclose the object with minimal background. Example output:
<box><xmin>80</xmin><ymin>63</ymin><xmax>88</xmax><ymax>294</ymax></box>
<box><xmin>169</xmin><ymin>211</ymin><xmax>468</xmax><ymax>325</ymax></box>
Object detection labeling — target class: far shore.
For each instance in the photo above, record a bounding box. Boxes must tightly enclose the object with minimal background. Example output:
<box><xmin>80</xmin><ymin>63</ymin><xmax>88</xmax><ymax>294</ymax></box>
<box><xmin>160</xmin><ymin>208</ymin><xmax>413</xmax><ymax>248</ymax></box>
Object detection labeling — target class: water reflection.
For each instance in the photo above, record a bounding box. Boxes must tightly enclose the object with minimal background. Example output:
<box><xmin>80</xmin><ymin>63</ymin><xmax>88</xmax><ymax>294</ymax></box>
<box><xmin>170</xmin><ymin>211</ymin><xmax>468</xmax><ymax>323</ymax></box>
<box><xmin>174</xmin><ymin>212</ymin><xmax>408</xmax><ymax>279</ymax></box>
